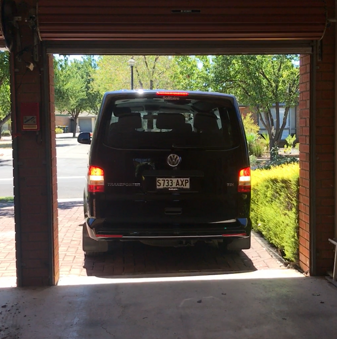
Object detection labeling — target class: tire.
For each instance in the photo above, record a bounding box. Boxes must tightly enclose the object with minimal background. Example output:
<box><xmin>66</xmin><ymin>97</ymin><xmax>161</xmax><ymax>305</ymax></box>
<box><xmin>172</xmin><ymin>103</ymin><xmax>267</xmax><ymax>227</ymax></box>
<box><xmin>219</xmin><ymin>236</ymin><xmax>251</xmax><ymax>252</ymax></box>
<box><xmin>83</xmin><ymin>190</ymin><xmax>88</xmax><ymax>218</ymax></box>
<box><xmin>82</xmin><ymin>224</ymin><xmax>109</xmax><ymax>256</ymax></box>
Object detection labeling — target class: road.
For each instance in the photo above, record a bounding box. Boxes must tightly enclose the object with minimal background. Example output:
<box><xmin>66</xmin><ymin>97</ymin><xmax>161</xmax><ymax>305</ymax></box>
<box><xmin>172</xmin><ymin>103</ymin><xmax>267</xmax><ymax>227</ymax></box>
<box><xmin>0</xmin><ymin>134</ymin><xmax>90</xmax><ymax>200</ymax></box>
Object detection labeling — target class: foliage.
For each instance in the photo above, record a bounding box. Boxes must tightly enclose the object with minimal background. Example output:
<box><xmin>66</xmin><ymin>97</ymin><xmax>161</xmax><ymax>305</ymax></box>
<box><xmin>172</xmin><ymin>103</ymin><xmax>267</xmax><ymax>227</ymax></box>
<box><xmin>251</xmin><ymin>163</ymin><xmax>299</xmax><ymax>262</ymax></box>
<box><xmin>283</xmin><ymin>134</ymin><xmax>297</xmax><ymax>154</ymax></box>
<box><xmin>249</xmin><ymin>155</ymin><xmax>258</xmax><ymax>167</ymax></box>
<box><xmin>54</xmin><ymin>55</ymin><xmax>101</xmax><ymax>137</ymax></box>
<box><xmin>261</xmin><ymin>133</ymin><xmax>270</xmax><ymax>150</ymax></box>
<box><xmin>285</xmin><ymin>134</ymin><xmax>297</xmax><ymax>147</ymax></box>
<box><xmin>211</xmin><ymin>55</ymin><xmax>299</xmax><ymax>153</ymax></box>
<box><xmin>242</xmin><ymin>113</ymin><xmax>266</xmax><ymax>157</ymax></box>
<box><xmin>92</xmin><ymin>55</ymin><xmax>179</xmax><ymax>95</ymax></box>
<box><xmin>0</xmin><ymin>51</ymin><xmax>11</xmax><ymax>138</ymax></box>
<box><xmin>172</xmin><ymin>56</ymin><xmax>212</xmax><ymax>91</ymax></box>
<box><xmin>242</xmin><ymin>112</ymin><xmax>260</xmax><ymax>135</ymax></box>
<box><xmin>246</xmin><ymin>133</ymin><xmax>265</xmax><ymax>157</ymax></box>
<box><xmin>55</xmin><ymin>128</ymin><xmax>64</xmax><ymax>134</ymax></box>
<box><xmin>257</xmin><ymin>146</ymin><xmax>299</xmax><ymax>169</ymax></box>
<box><xmin>0</xmin><ymin>52</ymin><xmax>10</xmax><ymax>116</ymax></box>
<box><xmin>1</xmin><ymin>130</ymin><xmax>11</xmax><ymax>136</ymax></box>
<box><xmin>0</xmin><ymin>197</ymin><xmax>14</xmax><ymax>203</ymax></box>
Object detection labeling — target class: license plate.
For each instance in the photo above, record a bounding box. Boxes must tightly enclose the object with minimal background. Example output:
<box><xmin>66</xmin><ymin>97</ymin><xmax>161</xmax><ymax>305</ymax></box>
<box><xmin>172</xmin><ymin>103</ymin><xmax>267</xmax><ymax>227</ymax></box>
<box><xmin>156</xmin><ymin>178</ymin><xmax>190</xmax><ymax>190</ymax></box>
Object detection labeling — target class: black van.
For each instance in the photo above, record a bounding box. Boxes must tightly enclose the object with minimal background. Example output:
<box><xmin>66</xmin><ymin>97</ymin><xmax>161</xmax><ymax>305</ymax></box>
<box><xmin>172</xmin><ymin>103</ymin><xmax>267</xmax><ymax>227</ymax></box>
<box><xmin>78</xmin><ymin>90</ymin><xmax>251</xmax><ymax>255</ymax></box>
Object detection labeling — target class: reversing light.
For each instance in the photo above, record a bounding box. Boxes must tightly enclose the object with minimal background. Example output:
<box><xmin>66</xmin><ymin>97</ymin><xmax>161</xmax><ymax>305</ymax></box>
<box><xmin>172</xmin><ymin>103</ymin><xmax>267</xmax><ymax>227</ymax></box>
<box><xmin>88</xmin><ymin>166</ymin><xmax>104</xmax><ymax>193</ymax></box>
<box><xmin>238</xmin><ymin>167</ymin><xmax>251</xmax><ymax>192</ymax></box>
<box><xmin>156</xmin><ymin>91</ymin><xmax>189</xmax><ymax>96</ymax></box>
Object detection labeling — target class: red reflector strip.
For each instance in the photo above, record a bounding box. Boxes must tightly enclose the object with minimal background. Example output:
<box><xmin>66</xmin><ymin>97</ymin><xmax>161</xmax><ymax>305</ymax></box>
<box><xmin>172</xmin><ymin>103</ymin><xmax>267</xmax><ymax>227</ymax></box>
<box><xmin>222</xmin><ymin>233</ymin><xmax>246</xmax><ymax>237</ymax></box>
<box><xmin>156</xmin><ymin>91</ymin><xmax>189</xmax><ymax>96</ymax></box>
<box><xmin>96</xmin><ymin>234</ymin><xmax>123</xmax><ymax>238</ymax></box>
<box><xmin>238</xmin><ymin>186</ymin><xmax>251</xmax><ymax>193</ymax></box>
<box><xmin>88</xmin><ymin>185</ymin><xmax>104</xmax><ymax>193</ymax></box>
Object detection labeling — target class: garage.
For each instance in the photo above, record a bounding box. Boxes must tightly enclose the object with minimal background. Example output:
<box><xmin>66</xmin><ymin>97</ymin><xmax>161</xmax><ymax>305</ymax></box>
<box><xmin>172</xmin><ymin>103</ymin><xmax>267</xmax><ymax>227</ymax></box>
<box><xmin>0</xmin><ymin>0</ymin><xmax>335</xmax><ymax>287</ymax></box>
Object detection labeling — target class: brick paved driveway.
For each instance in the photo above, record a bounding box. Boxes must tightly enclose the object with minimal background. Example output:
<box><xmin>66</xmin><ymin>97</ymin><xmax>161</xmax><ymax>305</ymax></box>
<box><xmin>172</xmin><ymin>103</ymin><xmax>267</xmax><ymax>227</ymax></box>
<box><xmin>0</xmin><ymin>202</ymin><xmax>285</xmax><ymax>282</ymax></box>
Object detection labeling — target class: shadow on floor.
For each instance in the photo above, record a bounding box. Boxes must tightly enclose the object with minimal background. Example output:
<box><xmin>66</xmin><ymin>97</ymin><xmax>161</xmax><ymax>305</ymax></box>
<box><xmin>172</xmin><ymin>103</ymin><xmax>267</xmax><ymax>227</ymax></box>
<box><xmin>0</xmin><ymin>204</ymin><xmax>14</xmax><ymax>217</ymax></box>
<box><xmin>58</xmin><ymin>201</ymin><xmax>83</xmax><ymax>210</ymax></box>
<box><xmin>83</xmin><ymin>241</ymin><xmax>257</xmax><ymax>278</ymax></box>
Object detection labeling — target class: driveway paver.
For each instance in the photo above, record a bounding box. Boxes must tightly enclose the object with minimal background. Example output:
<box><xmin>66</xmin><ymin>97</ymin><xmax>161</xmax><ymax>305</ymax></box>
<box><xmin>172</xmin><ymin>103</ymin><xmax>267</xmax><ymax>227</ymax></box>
<box><xmin>0</xmin><ymin>201</ymin><xmax>287</xmax><ymax>285</ymax></box>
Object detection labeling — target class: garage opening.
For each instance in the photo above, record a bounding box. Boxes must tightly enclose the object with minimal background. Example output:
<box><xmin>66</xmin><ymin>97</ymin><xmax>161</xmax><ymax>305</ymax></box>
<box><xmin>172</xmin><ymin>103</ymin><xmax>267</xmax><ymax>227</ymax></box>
<box><xmin>47</xmin><ymin>52</ymin><xmax>304</xmax><ymax>283</ymax></box>
<box><xmin>0</xmin><ymin>50</ymin><xmax>309</xmax><ymax>286</ymax></box>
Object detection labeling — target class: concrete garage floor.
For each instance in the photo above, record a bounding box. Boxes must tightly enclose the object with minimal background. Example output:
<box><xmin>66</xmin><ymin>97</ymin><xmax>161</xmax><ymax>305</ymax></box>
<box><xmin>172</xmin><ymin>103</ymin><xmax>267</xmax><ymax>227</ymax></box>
<box><xmin>0</xmin><ymin>273</ymin><xmax>336</xmax><ymax>339</ymax></box>
<box><xmin>0</xmin><ymin>202</ymin><xmax>337</xmax><ymax>338</ymax></box>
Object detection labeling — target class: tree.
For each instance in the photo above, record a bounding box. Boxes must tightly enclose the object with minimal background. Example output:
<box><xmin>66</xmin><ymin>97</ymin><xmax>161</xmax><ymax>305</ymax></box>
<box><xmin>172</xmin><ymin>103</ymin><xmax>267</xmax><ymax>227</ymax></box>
<box><xmin>211</xmin><ymin>55</ymin><xmax>299</xmax><ymax>154</ymax></box>
<box><xmin>92</xmin><ymin>55</ymin><xmax>178</xmax><ymax>95</ymax></box>
<box><xmin>54</xmin><ymin>56</ymin><xmax>101</xmax><ymax>137</ymax></box>
<box><xmin>0</xmin><ymin>51</ymin><xmax>11</xmax><ymax>139</ymax></box>
<box><xmin>172</xmin><ymin>55</ymin><xmax>212</xmax><ymax>91</ymax></box>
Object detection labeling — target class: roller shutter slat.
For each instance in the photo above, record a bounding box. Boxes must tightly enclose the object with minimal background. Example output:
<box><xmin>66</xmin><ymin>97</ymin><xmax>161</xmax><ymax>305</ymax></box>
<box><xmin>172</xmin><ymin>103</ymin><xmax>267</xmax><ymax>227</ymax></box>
<box><xmin>36</xmin><ymin>0</ymin><xmax>326</xmax><ymax>41</ymax></box>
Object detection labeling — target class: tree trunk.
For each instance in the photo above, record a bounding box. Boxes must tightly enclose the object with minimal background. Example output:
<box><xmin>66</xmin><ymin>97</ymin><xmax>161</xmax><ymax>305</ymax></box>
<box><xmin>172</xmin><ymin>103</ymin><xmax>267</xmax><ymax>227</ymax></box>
<box><xmin>72</xmin><ymin>120</ymin><xmax>77</xmax><ymax>138</ymax></box>
<box><xmin>0</xmin><ymin>113</ymin><xmax>11</xmax><ymax>140</ymax></box>
<box><xmin>71</xmin><ymin>111</ymin><xmax>81</xmax><ymax>138</ymax></box>
<box><xmin>269</xmin><ymin>137</ymin><xmax>278</xmax><ymax>160</ymax></box>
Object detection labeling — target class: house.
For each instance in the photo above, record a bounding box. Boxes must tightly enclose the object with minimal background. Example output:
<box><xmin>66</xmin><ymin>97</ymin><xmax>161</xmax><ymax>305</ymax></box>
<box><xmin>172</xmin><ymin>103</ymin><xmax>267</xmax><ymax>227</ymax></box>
<box><xmin>239</xmin><ymin>104</ymin><xmax>299</xmax><ymax>139</ymax></box>
<box><xmin>55</xmin><ymin>112</ymin><xmax>97</xmax><ymax>133</ymax></box>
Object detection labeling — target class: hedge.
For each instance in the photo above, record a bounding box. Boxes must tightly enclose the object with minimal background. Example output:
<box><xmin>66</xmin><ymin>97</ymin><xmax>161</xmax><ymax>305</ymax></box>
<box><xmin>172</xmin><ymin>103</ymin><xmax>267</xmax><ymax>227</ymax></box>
<box><xmin>251</xmin><ymin>163</ymin><xmax>299</xmax><ymax>262</ymax></box>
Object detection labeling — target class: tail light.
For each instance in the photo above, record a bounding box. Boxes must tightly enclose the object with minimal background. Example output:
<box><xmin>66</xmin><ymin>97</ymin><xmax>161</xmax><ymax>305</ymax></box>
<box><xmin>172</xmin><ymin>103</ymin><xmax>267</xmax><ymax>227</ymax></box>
<box><xmin>88</xmin><ymin>166</ymin><xmax>104</xmax><ymax>193</ymax></box>
<box><xmin>238</xmin><ymin>167</ymin><xmax>251</xmax><ymax>192</ymax></box>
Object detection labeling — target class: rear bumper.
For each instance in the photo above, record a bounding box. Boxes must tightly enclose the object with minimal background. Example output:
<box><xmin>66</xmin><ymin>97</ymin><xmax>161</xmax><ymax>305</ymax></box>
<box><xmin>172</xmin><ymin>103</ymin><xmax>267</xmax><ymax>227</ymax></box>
<box><xmin>85</xmin><ymin>217</ymin><xmax>251</xmax><ymax>241</ymax></box>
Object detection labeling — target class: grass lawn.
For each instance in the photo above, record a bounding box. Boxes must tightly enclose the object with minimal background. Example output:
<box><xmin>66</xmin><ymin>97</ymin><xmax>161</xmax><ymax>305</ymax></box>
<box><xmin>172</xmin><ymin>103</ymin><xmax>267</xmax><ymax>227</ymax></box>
<box><xmin>0</xmin><ymin>197</ymin><xmax>14</xmax><ymax>203</ymax></box>
<box><xmin>0</xmin><ymin>143</ymin><xmax>12</xmax><ymax>148</ymax></box>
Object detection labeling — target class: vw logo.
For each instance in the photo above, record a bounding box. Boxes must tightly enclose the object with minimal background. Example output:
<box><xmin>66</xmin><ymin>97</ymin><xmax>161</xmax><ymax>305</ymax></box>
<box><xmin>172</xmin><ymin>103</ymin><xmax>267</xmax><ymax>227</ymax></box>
<box><xmin>167</xmin><ymin>154</ymin><xmax>181</xmax><ymax>167</ymax></box>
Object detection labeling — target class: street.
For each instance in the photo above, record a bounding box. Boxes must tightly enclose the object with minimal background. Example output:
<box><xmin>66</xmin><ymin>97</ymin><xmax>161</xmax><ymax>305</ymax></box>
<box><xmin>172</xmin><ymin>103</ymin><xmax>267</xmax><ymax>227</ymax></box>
<box><xmin>0</xmin><ymin>134</ymin><xmax>89</xmax><ymax>199</ymax></box>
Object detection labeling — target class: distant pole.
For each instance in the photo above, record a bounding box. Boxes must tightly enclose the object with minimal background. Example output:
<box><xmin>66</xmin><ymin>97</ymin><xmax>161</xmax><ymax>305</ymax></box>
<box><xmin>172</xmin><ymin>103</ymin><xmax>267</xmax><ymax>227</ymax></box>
<box><xmin>128</xmin><ymin>58</ymin><xmax>135</xmax><ymax>90</ymax></box>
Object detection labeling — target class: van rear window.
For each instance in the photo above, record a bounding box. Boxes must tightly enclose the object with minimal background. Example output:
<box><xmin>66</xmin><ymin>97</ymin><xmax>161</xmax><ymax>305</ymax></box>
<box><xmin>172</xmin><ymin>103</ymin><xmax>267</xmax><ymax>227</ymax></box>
<box><xmin>103</xmin><ymin>97</ymin><xmax>241</xmax><ymax>150</ymax></box>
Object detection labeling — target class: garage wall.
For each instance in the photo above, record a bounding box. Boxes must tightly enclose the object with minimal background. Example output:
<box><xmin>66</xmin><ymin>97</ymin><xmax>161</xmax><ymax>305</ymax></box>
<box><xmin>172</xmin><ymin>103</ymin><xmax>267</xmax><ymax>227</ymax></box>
<box><xmin>299</xmin><ymin>12</ymin><xmax>336</xmax><ymax>274</ymax></box>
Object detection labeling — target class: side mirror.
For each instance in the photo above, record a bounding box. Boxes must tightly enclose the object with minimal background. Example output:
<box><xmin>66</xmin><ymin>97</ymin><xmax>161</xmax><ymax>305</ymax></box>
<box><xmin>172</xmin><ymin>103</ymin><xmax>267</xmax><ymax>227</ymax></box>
<box><xmin>77</xmin><ymin>132</ymin><xmax>91</xmax><ymax>144</ymax></box>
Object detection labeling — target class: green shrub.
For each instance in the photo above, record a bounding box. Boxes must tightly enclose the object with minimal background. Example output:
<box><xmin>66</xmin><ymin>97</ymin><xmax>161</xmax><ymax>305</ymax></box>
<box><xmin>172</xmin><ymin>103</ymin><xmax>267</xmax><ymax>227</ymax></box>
<box><xmin>242</xmin><ymin>112</ymin><xmax>260</xmax><ymax>135</ymax></box>
<box><xmin>251</xmin><ymin>163</ymin><xmax>299</xmax><ymax>262</ymax></box>
<box><xmin>283</xmin><ymin>134</ymin><xmax>297</xmax><ymax>154</ymax></box>
<box><xmin>249</xmin><ymin>155</ymin><xmax>257</xmax><ymax>167</ymax></box>
<box><xmin>55</xmin><ymin>127</ymin><xmax>64</xmax><ymax>134</ymax></box>
<box><xmin>261</xmin><ymin>133</ymin><xmax>270</xmax><ymax>150</ymax></box>
<box><xmin>1</xmin><ymin>130</ymin><xmax>11</xmax><ymax>136</ymax></box>
<box><xmin>246</xmin><ymin>133</ymin><xmax>266</xmax><ymax>157</ymax></box>
<box><xmin>257</xmin><ymin>146</ymin><xmax>299</xmax><ymax>169</ymax></box>
<box><xmin>285</xmin><ymin>134</ymin><xmax>297</xmax><ymax>147</ymax></box>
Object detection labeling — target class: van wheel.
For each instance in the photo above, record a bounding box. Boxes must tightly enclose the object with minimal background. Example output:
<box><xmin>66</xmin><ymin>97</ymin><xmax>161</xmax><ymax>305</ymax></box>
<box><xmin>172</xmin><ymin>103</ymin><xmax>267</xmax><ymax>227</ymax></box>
<box><xmin>83</xmin><ymin>191</ymin><xmax>88</xmax><ymax>218</ymax></box>
<box><xmin>82</xmin><ymin>224</ymin><xmax>109</xmax><ymax>256</ymax></box>
<box><xmin>219</xmin><ymin>236</ymin><xmax>251</xmax><ymax>252</ymax></box>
